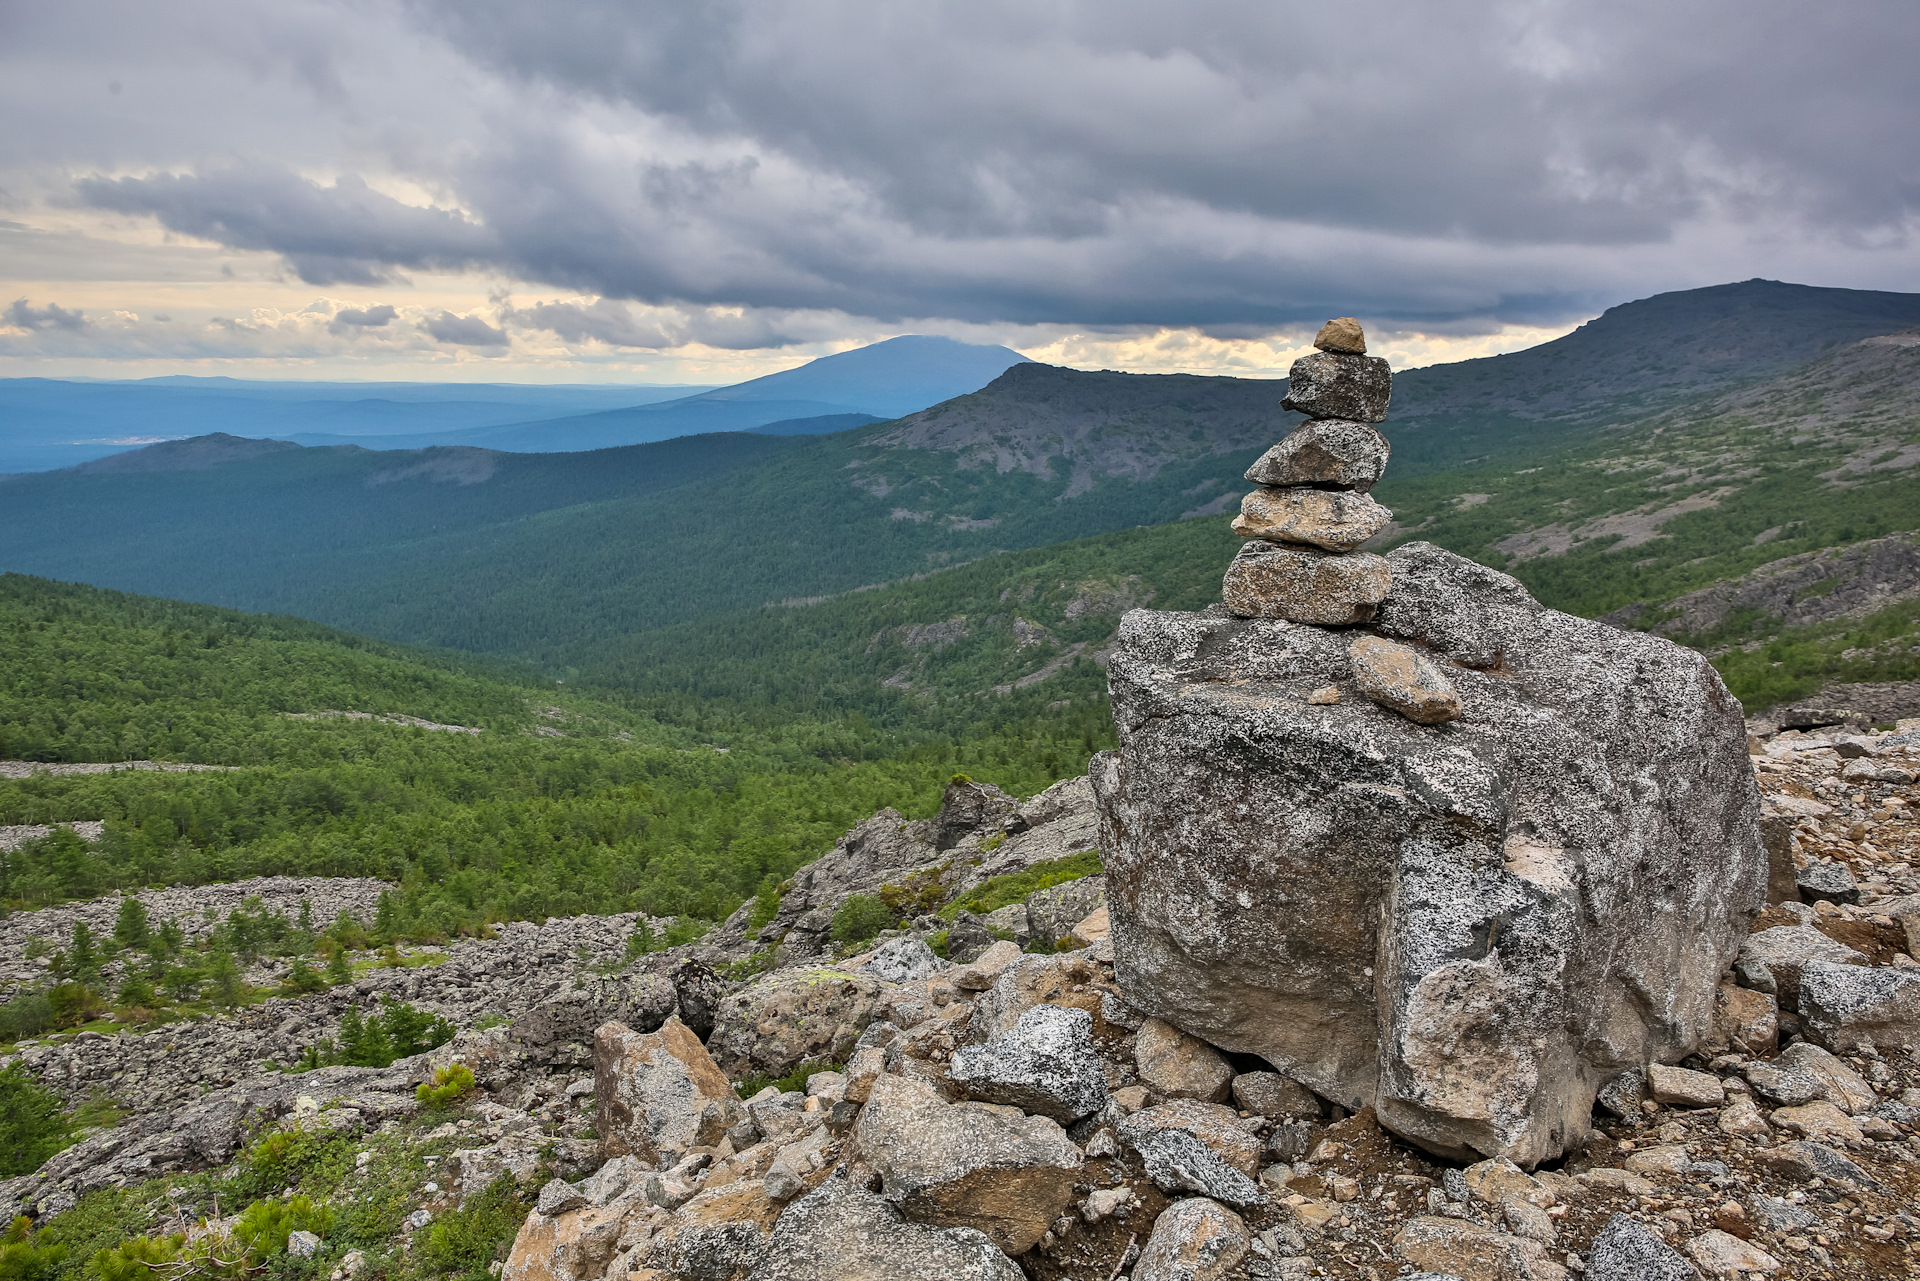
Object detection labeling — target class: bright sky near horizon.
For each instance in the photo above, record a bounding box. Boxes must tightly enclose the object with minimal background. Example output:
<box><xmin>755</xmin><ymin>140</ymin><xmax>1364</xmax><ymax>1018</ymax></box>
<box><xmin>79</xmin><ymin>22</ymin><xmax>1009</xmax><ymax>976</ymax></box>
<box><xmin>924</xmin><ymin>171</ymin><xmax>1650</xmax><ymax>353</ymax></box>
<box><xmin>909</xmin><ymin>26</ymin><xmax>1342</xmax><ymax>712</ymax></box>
<box><xmin>3</xmin><ymin>2</ymin><xmax>1917</xmax><ymax>384</ymax></box>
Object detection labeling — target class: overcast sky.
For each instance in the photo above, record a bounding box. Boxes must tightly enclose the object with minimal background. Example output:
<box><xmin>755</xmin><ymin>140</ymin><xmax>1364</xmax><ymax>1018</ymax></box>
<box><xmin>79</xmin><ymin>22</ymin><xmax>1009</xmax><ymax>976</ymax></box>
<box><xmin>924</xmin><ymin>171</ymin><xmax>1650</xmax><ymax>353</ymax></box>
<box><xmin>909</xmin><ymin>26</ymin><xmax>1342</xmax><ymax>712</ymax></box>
<box><xmin>3</xmin><ymin>0</ymin><xmax>1917</xmax><ymax>383</ymax></box>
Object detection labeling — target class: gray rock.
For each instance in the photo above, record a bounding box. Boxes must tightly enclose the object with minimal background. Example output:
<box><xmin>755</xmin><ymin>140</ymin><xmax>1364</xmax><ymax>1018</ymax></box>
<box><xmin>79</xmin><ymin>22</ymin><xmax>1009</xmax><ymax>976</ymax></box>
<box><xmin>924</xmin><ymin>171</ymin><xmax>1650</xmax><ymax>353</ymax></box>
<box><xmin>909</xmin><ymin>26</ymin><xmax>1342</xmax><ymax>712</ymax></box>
<box><xmin>1022</xmin><ymin>876</ymin><xmax>1106</xmax><ymax>950</ymax></box>
<box><xmin>864</xmin><ymin>936</ymin><xmax>946</xmax><ymax>985</ymax></box>
<box><xmin>286</xmin><ymin>1230</ymin><xmax>322</xmax><ymax>1258</ymax></box>
<box><xmin>1094</xmin><ymin>542</ymin><xmax>1767</xmax><ymax>1167</ymax></box>
<box><xmin>1244</xmin><ymin>419</ymin><xmax>1390</xmax><ymax>492</ymax></box>
<box><xmin>1796</xmin><ymin>861</ymin><xmax>1860</xmax><ymax>905</ymax></box>
<box><xmin>1279</xmin><ymin>351</ymin><xmax>1393</xmax><ymax>423</ymax></box>
<box><xmin>1135</xmin><ymin>1016</ymin><xmax>1235</xmax><ymax>1103</ymax></box>
<box><xmin>536</xmin><ymin>1178</ymin><xmax>589</xmax><ymax>1216</ymax></box>
<box><xmin>747</xmin><ymin>1176</ymin><xmax>1022</xmax><ymax>1281</ymax></box>
<box><xmin>1735</xmin><ymin>926</ymin><xmax>1867</xmax><ymax>1012</ymax></box>
<box><xmin>1132</xmin><ymin>1196</ymin><xmax>1250</xmax><ymax>1281</ymax></box>
<box><xmin>1118</xmin><ymin>1123</ymin><xmax>1262</xmax><ymax>1207</ymax></box>
<box><xmin>707</xmin><ymin>968</ymin><xmax>882</xmax><ymax>1080</ymax></box>
<box><xmin>1348</xmin><ymin>634</ymin><xmax>1462</xmax><ymax>725</ymax></box>
<box><xmin>1799</xmin><ymin>961</ymin><xmax>1920</xmax><ymax>1052</ymax></box>
<box><xmin>593</xmin><ymin>1016</ymin><xmax>745</xmax><ymax>1165</ymax></box>
<box><xmin>1748</xmin><ymin>1196</ymin><xmax>1816</xmax><ymax>1234</ymax></box>
<box><xmin>1595</xmin><ymin>1069</ymin><xmax>1646</xmax><ymax>1119</ymax></box>
<box><xmin>1743</xmin><ymin>1041</ymin><xmax>1877</xmax><ymax>1111</ymax></box>
<box><xmin>944</xmin><ymin>912</ymin><xmax>998</xmax><ymax>965</ymax></box>
<box><xmin>1585</xmin><ymin>1213</ymin><xmax>1698</xmax><ymax>1281</ymax></box>
<box><xmin>1230</xmin><ymin>486</ymin><xmax>1394</xmax><ymax>552</ymax></box>
<box><xmin>1231</xmin><ymin>1071</ymin><xmax>1322</xmax><ymax>1119</ymax></box>
<box><xmin>948</xmin><ymin>1003</ymin><xmax>1109</xmax><ymax>1123</ymax></box>
<box><xmin>1756</xmin><ymin>1139</ymin><xmax>1881</xmax><ymax>1188</ymax></box>
<box><xmin>934</xmin><ymin>778</ymin><xmax>1019</xmax><ymax>852</ymax></box>
<box><xmin>1221</xmin><ymin>540</ymin><xmax>1392</xmax><ymax>625</ymax></box>
<box><xmin>851</xmin><ymin>1072</ymin><xmax>1083</xmax><ymax>1255</ymax></box>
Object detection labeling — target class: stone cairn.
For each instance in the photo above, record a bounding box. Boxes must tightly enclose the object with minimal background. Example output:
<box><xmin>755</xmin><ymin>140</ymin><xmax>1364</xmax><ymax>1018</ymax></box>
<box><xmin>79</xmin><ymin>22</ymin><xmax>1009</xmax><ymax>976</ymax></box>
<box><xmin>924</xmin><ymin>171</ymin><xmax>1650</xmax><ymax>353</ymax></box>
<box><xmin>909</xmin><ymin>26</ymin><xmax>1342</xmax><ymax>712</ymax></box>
<box><xmin>1221</xmin><ymin>317</ymin><xmax>1462</xmax><ymax>724</ymax></box>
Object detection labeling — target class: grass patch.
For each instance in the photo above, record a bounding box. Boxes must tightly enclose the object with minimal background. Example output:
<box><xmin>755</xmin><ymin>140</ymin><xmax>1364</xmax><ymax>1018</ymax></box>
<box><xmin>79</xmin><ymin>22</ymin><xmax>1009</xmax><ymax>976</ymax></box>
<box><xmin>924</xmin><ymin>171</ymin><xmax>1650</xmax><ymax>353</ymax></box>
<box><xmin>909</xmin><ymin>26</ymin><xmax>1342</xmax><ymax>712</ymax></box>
<box><xmin>939</xmin><ymin>850</ymin><xmax>1103</xmax><ymax>921</ymax></box>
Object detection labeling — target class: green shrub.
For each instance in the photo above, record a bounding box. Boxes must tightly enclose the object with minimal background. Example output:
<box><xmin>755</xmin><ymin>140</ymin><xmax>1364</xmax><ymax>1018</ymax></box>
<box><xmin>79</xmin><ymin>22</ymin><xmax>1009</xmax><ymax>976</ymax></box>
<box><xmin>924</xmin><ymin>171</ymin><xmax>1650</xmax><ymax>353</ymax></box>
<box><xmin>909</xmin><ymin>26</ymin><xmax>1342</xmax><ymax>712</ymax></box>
<box><xmin>0</xmin><ymin>1066</ymin><xmax>70</xmax><ymax>1177</ymax></box>
<box><xmin>92</xmin><ymin>1196</ymin><xmax>333</xmax><ymax>1281</ymax></box>
<box><xmin>0</xmin><ymin>1216</ymin><xmax>66</xmax><ymax>1281</ymax></box>
<box><xmin>417</xmin><ymin>1064</ymin><xmax>476</xmax><ymax>1109</ymax></box>
<box><xmin>939</xmin><ymin>850</ymin><xmax>1103</xmax><ymax>920</ymax></box>
<box><xmin>281</xmin><ymin>958</ymin><xmax>327</xmax><ymax>995</ymax></box>
<box><xmin>419</xmin><ymin>1176</ymin><xmax>527</xmax><ymax>1280</ymax></box>
<box><xmin>0</xmin><ymin>992</ymin><xmax>52</xmax><ymax>1044</ymax></box>
<box><xmin>829</xmin><ymin>895</ymin><xmax>896</xmax><ymax>948</ymax></box>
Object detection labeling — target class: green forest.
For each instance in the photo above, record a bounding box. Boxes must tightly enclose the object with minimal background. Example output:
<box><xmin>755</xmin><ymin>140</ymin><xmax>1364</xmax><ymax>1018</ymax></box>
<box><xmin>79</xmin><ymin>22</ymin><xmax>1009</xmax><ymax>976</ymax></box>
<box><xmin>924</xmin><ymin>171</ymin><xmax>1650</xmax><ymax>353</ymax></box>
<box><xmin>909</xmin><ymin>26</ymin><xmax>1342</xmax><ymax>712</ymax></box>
<box><xmin>0</xmin><ymin>574</ymin><xmax>1107</xmax><ymax>936</ymax></box>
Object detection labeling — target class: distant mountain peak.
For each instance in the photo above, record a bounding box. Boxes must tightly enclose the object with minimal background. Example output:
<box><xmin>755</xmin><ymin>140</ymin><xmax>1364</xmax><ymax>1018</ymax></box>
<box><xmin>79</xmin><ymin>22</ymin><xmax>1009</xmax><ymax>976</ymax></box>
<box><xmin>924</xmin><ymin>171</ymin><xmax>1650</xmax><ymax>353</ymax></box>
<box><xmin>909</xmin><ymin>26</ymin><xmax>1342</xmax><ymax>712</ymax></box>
<box><xmin>67</xmin><ymin>433</ymin><xmax>302</xmax><ymax>474</ymax></box>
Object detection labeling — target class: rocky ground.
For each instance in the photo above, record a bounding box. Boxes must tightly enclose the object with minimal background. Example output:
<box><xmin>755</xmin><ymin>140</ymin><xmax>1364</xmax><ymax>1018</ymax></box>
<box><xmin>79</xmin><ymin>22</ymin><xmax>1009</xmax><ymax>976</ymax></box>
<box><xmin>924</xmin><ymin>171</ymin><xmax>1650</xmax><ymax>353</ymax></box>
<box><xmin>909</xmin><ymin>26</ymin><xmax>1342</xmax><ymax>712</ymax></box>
<box><xmin>0</xmin><ymin>734</ymin><xmax>1915</xmax><ymax>1280</ymax></box>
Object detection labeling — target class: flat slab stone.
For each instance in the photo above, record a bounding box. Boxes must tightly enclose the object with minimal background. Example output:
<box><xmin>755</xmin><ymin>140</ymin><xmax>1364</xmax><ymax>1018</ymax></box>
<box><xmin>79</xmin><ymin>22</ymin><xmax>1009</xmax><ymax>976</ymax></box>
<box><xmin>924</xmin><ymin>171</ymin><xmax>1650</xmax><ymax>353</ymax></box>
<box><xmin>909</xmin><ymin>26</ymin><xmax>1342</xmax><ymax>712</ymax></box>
<box><xmin>1231</xmin><ymin>486</ymin><xmax>1393</xmax><ymax>552</ymax></box>
<box><xmin>1244</xmin><ymin>419</ymin><xmax>1390</xmax><ymax>492</ymax></box>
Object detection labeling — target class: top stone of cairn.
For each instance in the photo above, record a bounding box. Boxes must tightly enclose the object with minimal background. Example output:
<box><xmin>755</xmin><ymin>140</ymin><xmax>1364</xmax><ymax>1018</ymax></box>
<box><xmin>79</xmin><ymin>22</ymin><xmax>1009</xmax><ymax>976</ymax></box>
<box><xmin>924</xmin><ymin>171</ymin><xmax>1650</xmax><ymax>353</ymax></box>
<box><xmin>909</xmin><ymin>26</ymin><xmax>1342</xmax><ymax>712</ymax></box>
<box><xmin>1313</xmin><ymin>316</ymin><xmax>1366</xmax><ymax>354</ymax></box>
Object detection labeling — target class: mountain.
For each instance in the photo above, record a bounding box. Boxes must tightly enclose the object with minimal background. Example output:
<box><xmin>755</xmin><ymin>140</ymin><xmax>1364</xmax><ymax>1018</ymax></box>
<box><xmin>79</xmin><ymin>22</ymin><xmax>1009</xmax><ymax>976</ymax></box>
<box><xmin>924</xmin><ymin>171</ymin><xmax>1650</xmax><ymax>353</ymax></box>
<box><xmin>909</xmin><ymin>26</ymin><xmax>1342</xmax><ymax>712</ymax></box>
<box><xmin>3</xmin><ymin>280</ymin><xmax>1915</xmax><ymax>682</ymax></box>
<box><xmin>359</xmin><ymin>334</ymin><xmax>1032</xmax><ymax>453</ymax></box>
<box><xmin>0</xmin><ymin>378</ymin><xmax>712</xmax><ymax>473</ymax></box>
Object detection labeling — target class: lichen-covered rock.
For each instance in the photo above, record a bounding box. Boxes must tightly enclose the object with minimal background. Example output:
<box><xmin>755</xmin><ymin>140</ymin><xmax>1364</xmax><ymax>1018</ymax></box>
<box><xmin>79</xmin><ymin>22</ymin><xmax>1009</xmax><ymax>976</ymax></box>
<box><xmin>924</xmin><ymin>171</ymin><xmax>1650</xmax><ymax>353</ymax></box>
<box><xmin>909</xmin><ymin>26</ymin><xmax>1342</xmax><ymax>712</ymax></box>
<box><xmin>1095</xmin><ymin>542</ymin><xmax>1766</xmax><ymax>1166</ymax></box>
<box><xmin>1230</xmin><ymin>1071</ymin><xmax>1322</xmax><ymax>1119</ymax></box>
<box><xmin>863</xmin><ymin>937</ymin><xmax>946</xmax><ymax>985</ymax></box>
<box><xmin>1118</xmin><ymin>1100</ymin><xmax>1262</xmax><ymax>1177</ymax></box>
<box><xmin>851</xmin><ymin>1073</ymin><xmax>1083</xmax><ymax>1255</ymax></box>
<box><xmin>708</xmin><ymin>969</ymin><xmax>882</xmax><ymax>1079</ymax></box>
<box><xmin>1584</xmin><ymin>1213</ymin><xmax>1696</xmax><ymax>1281</ymax></box>
<box><xmin>1280</xmin><ymin>351</ymin><xmax>1393</xmax><ymax>423</ymax></box>
<box><xmin>1230</xmin><ymin>487</ymin><xmax>1394</xmax><ymax>552</ymax></box>
<box><xmin>1022</xmin><ymin>876</ymin><xmax>1106</xmax><ymax>950</ymax></box>
<box><xmin>1741</xmin><ymin>1041</ymin><xmax>1877</xmax><ymax>1112</ymax></box>
<box><xmin>1735</xmin><ymin>927</ymin><xmax>1866</xmax><ymax>1011</ymax></box>
<box><xmin>1244</xmin><ymin>419</ymin><xmax>1390</xmax><ymax>492</ymax></box>
<box><xmin>1798</xmin><ymin>961</ymin><xmax>1920</xmax><ymax>1052</ymax></box>
<box><xmin>1221</xmin><ymin>540</ymin><xmax>1392</xmax><ymax>625</ymax></box>
<box><xmin>1392</xmin><ymin>1215</ymin><xmax>1565</xmax><ymax>1280</ymax></box>
<box><xmin>1705</xmin><ymin>981</ymin><xmax>1777</xmax><ymax>1057</ymax></box>
<box><xmin>746</xmin><ymin>1177</ymin><xmax>1022</xmax><ymax>1281</ymax></box>
<box><xmin>947</xmin><ymin>1003</ymin><xmax>1108</xmax><ymax>1123</ymax></box>
<box><xmin>1348</xmin><ymin>634</ymin><xmax>1462</xmax><ymax>725</ymax></box>
<box><xmin>1131</xmin><ymin>1197</ymin><xmax>1249</xmax><ymax>1281</ymax></box>
<box><xmin>646</xmin><ymin>1180</ymin><xmax>785</xmax><ymax>1280</ymax></box>
<box><xmin>967</xmin><ymin>950</ymin><xmax>1106</xmax><ymax>1042</ymax></box>
<box><xmin>594</xmin><ymin>1017</ymin><xmax>745</xmax><ymax>1165</ymax></box>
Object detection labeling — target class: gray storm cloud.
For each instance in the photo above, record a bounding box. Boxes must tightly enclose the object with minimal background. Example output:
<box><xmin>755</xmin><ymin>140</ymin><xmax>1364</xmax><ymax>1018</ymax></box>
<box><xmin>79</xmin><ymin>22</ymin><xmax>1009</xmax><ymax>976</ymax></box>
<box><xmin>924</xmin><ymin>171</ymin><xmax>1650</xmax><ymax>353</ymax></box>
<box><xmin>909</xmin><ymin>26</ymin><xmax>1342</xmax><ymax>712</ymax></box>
<box><xmin>9</xmin><ymin>0</ymin><xmax>1920</xmax><ymax>333</ymax></box>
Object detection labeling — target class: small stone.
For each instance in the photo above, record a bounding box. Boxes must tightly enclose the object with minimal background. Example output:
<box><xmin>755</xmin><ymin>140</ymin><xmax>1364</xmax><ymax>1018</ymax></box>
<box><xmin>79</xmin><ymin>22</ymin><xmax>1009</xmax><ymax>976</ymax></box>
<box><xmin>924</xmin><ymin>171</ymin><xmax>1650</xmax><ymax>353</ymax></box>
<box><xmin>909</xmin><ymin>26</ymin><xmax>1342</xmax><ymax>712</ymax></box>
<box><xmin>1232</xmin><ymin>486</ymin><xmax>1394</xmax><ymax>552</ymax></box>
<box><xmin>947</xmin><ymin>1003</ymin><xmax>1110</xmax><ymax>1123</ymax></box>
<box><xmin>1392</xmin><ymin>1216</ymin><xmax>1560</xmax><ymax>1281</ymax></box>
<box><xmin>1135</xmin><ymin>1017</ymin><xmax>1234</xmax><ymax>1103</ymax></box>
<box><xmin>1245</xmin><ymin>419</ymin><xmax>1390</xmax><ymax>493</ymax></box>
<box><xmin>1648</xmin><ymin>1064</ymin><xmax>1726</xmax><ymax>1108</ymax></box>
<box><xmin>1120</xmin><ymin>1100</ymin><xmax>1264</xmax><ymax>1177</ymax></box>
<box><xmin>1746</xmin><ymin>1196</ymin><xmax>1815</xmax><ymax>1235</ymax></box>
<box><xmin>1118</xmin><ymin>1110</ymin><xmax>1263</xmax><ymax>1206</ymax></box>
<box><xmin>1304</xmin><ymin>685</ymin><xmax>1341</xmax><ymax>705</ymax></box>
<box><xmin>1312</xmin><ymin>316</ymin><xmax>1367</xmax><ymax>355</ymax></box>
<box><xmin>1132</xmin><ymin>1197</ymin><xmax>1250</xmax><ymax>1281</ymax></box>
<box><xmin>1754</xmin><ymin>1139</ymin><xmax>1880</xmax><ymax>1188</ymax></box>
<box><xmin>949</xmin><ymin>940</ymin><xmax>1023</xmax><ymax>991</ymax></box>
<box><xmin>1231</xmin><ymin>1072</ymin><xmax>1321</xmax><ymax>1120</ymax></box>
<box><xmin>287</xmin><ymin>1231</ymin><xmax>322</xmax><ymax>1259</ymax></box>
<box><xmin>1502</xmin><ymin>1199</ymin><xmax>1557</xmax><ymax>1245</ymax></box>
<box><xmin>1348</xmin><ymin>635</ymin><xmax>1462</xmax><ymax>725</ymax></box>
<box><xmin>1717</xmin><ymin>1096</ymin><xmax>1770</xmax><ymax>1138</ymax></box>
<box><xmin>1585</xmin><ymin>1213</ymin><xmax>1695</xmax><ymax>1281</ymax></box>
<box><xmin>1459</xmin><ymin>1155</ymin><xmax>1553</xmax><ymax>1209</ymax></box>
<box><xmin>1222</xmin><ymin>541</ymin><xmax>1391</xmax><ymax>625</ymax></box>
<box><xmin>1686</xmin><ymin>1229</ymin><xmax>1781</xmax><ymax>1277</ymax></box>
<box><xmin>1734</xmin><ymin>926</ymin><xmax>1866</xmax><ymax>1011</ymax></box>
<box><xmin>1743</xmin><ymin>1041</ymin><xmax>1877</xmax><ymax>1111</ymax></box>
<box><xmin>750</xmin><ymin>1177</ymin><xmax>1022</xmax><ymax>1281</ymax></box>
<box><xmin>537</xmin><ymin>1179</ymin><xmax>589</xmax><ymax>1216</ymax></box>
<box><xmin>1623</xmin><ymin>1144</ymin><xmax>1691</xmax><ymax>1176</ymax></box>
<box><xmin>1281</xmin><ymin>351</ymin><xmax>1392</xmax><ymax>423</ymax></box>
<box><xmin>1797</xmin><ymin>960</ymin><xmax>1920</xmax><ymax>1052</ymax></box>
<box><xmin>1707</xmin><ymin>982</ymin><xmax>1778</xmax><ymax>1057</ymax></box>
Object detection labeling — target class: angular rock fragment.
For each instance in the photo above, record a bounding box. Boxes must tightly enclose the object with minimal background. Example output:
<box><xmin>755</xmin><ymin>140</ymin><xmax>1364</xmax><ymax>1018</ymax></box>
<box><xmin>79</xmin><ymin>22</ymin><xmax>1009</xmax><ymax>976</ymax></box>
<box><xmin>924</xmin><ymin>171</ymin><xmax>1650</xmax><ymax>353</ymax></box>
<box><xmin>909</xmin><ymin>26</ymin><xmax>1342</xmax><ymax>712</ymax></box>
<box><xmin>1755</xmin><ymin>1139</ymin><xmax>1880</xmax><ymax>1188</ymax></box>
<box><xmin>1686</xmin><ymin>1230</ymin><xmax>1780</xmax><ymax>1278</ymax></box>
<box><xmin>1135</xmin><ymin>1017</ymin><xmax>1234</xmax><ymax>1103</ymax></box>
<box><xmin>1245</xmin><ymin>419</ymin><xmax>1390</xmax><ymax>492</ymax></box>
<box><xmin>1584</xmin><ymin>1213</ymin><xmax>1696</xmax><ymax>1281</ymax></box>
<box><xmin>1392</xmin><ymin>1216</ymin><xmax>1564</xmax><ymax>1281</ymax></box>
<box><xmin>863</xmin><ymin>936</ymin><xmax>946</xmax><ymax>984</ymax></box>
<box><xmin>747</xmin><ymin>1177</ymin><xmax>1022</xmax><ymax>1281</ymax></box>
<box><xmin>1705</xmin><ymin>982</ymin><xmax>1777</xmax><ymax>1057</ymax></box>
<box><xmin>1230</xmin><ymin>1071</ymin><xmax>1321</xmax><ymax>1119</ymax></box>
<box><xmin>1231</xmin><ymin>487</ymin><xmax>1393</xmax><ymax>552</ymax></box>
<box><xmin>1119</xmin><ymin>1100</ymin><xmax>1263</xmax><ymax>1178</ymax></box>
<box><xmin>645</xmin><ymin>1181</ymin><xmax>781</xmax><ymax>1280</ymax></box>
<box><xmin>1119</xmin><ymin>1123</ymin><xmax>1262</xmax><ymax>1206</ymax></box>
<box><xmin>1280</xmin><ymin>351</ymin><xmax>1393</xmax><ymax>423</ymax></box>
<box><xmin>1647</xmin><ymin>1064</ymin><xmax>1725</xmax><ymax>1108</ymax></box>
<box><xmin>594</xmin><ymin>1016</ymin><xmax>745</xmax><ymax>1165</ymax></box>
<box><xmin>1348</xmin><ymin>635</ymin><xmax>1462</xmax><ymax>724</ymax></box>
<box><xmin>1742</xmin><ymin>1041</ymin><xmax>1877</xmax><ymax>1112</ymax></box>
<box><xmin>1797</xmin><ymin>959</ymin><xmax>1920</xmax><ymax>1052</ymax></box>
<box><xmin>1096</xmin><ymin>543</ymin><xmax>1767</xmax><ymax>1166</ymax></box>
<box><xmin>1795</xmin><ymin>861</ymin><xmax>1859</xmax><ymax>904</ymax></box>
<box><xmin>1734</xmin><ymin>927</ymin><xmax>1866</xmax><ymax>1012</ymax></box>
<box><xmin>1221</xmin><ymin>540</ymin><xmax>1392</xmax><ymax>625</ymax></box>
<box><xmin>948</xmin><ymin>1003</ymin><xmax>1109</xmax><ymax>1123</ymax></box>
<box><xmin>708</xmin><ymin>968</ymin><xmax>882</xmax><ymax>1079</ymax></box>
<box><xmin>852</xmin><ymin>1073</ymin><xmax>1083</xmax><ymax>1255</ymax></box>
<box><xmin>1132</xmin><ymin>1197</ymin><xmax>1249</xmax><ymax>1281</ymax></box>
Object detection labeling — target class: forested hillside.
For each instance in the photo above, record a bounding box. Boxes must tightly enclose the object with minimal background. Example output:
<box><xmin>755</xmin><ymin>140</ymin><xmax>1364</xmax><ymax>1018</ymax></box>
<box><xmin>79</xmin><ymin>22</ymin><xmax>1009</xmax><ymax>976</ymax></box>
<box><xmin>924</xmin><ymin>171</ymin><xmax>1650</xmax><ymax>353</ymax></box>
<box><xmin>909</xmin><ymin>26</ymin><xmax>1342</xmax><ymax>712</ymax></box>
<box><xmin>0</xmin><ymin>574</ymin><xmax>1103</xmax><ymax>932</ymax></box>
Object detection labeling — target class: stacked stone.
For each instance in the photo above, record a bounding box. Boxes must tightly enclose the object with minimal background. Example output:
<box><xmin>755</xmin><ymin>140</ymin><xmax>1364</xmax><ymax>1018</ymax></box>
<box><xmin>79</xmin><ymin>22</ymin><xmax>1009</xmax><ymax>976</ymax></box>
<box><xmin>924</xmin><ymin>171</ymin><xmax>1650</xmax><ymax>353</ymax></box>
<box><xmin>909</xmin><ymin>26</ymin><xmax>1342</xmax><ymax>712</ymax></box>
<box><xmin>1221</xmin><ymin>316</ymin><xmax>1396</xmax><ymax>625</ymax></box>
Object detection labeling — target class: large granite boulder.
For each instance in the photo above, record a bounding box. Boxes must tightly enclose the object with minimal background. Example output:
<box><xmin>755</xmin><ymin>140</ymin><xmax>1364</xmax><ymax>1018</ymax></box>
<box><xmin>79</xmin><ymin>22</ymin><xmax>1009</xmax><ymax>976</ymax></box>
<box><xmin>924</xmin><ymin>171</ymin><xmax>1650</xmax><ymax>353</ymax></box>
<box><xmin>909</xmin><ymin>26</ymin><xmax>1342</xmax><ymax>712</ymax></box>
<box><xmin>1091</xmin><ymin>542</ymin><xmax>1766</xmax><ymax>1167</ymax></box>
